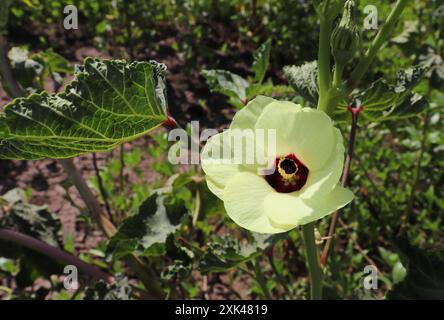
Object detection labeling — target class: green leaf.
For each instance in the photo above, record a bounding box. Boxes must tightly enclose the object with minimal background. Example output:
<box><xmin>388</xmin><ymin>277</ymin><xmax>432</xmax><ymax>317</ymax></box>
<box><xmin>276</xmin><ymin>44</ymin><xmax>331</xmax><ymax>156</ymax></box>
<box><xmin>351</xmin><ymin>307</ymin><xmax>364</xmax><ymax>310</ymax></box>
<box><xmin>201</xmin><ymin>69</ymin><xmax>249</xmax><ymax>106</ymax></box>
<box><xmin>334</xmin><ymin>66</ymin><xmax>428</xmax><ymax>122</ymax></box>
<box><xmin>161</xmin><ymin>235</ymin><xmax>195</xmax><ymax>281</ymax></box>
<box><xmin>388</xmin><ymin>240</ymin><xmax>444</xmax><ymax>300</ymax></box>
<box><xmin>84</xmin><ymin>275</ymin><xmax>132</xmax><ymax>300</ymax></box>
<box><xmin>0</xmin><ymin>188</ymin><xmax>62</xmax><ymax>247</ymax></box>
<box><xmin>0</xmin><ymin>0</ymin><xmax>13</xmax><ymax>28</ymax></box>
<box><xmin>32</xmin><ymin>49</ymin><xmax>74</xmax><ymax>89</ymax></box>
<box><xmin>198</xmin><ymin>235</ymin><xmax>261</xmax><ymax>273</ymax></box>
<box><xmin>33</xmin><ymin>49</ymin><xmax>73</xmax><ymax>75</ymax></box>
<box><xmin>106</xmin><ymin>193</ymin><xmax>187</xmax><ymax>260</ymax></box>
<box><xmin>283</xmin><ymin>61</ymin><xmax>319</xmax><ymax>105</ymax></box>
<box><xmin>0</xmin><ymin>58</ymin><xmax>168</xmax><ymax>160</ymax></box>
<box><xmin>252</xmin><ymin>39</ymin><xmax>271</xmax><ymax>85</ymax></box>
<box><xmin>392</xmin><ymin>261</ymin><xmax>407</xmax><ymax>285</ymax></box>
<box><xmin>0</xmin><ymin>257</ymin><xmax>19</xmax><ymax>275</ymax></box>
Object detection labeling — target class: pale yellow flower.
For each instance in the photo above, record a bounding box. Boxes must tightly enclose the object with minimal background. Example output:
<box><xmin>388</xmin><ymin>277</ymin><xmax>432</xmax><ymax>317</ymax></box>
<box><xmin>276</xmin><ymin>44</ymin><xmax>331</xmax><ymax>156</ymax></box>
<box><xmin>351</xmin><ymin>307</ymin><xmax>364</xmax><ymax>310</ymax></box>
<box><xmin>201</xmin><ymin>96</ymin><xmax>354</xmax><ymax>234</ymax></box>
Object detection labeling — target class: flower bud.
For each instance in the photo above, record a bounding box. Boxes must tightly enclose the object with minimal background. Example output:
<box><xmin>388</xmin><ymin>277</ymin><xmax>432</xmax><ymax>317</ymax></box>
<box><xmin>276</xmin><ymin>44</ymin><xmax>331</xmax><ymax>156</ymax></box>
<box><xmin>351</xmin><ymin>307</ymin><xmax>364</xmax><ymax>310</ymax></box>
<box><xmin>331</xmin><ymin>0</ymin><xmax>360</xmax><ymax>66</ymax></box>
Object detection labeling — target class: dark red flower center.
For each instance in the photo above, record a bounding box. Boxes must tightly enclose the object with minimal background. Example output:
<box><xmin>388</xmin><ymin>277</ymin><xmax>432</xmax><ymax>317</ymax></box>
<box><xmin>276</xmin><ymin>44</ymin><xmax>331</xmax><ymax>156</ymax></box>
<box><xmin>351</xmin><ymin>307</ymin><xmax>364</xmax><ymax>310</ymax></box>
<box><xmin>265</xmin><ymin>154</ymin><xmax>309</xmax><ymax>193</ymax></box>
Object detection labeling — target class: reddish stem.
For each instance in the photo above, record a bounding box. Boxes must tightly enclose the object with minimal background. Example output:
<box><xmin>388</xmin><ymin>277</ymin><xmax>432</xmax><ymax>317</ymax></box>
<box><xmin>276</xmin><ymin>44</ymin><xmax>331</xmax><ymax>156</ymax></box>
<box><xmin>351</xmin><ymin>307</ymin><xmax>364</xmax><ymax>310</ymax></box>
<box><xmin>0</xmin><ymin>228</ymin><xmax>113</xmax><ymax>283</ymax></box>
<box><xmin>320</xmin><ymin>103</ymin><xmax>361</xmax><ymax>267</ymax></box>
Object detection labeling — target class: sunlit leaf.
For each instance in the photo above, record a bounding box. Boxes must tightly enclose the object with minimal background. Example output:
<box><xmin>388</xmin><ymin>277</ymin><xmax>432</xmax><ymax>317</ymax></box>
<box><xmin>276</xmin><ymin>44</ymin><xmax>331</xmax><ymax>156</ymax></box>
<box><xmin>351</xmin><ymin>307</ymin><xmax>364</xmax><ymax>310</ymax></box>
<box><xmin>106</xmin><ymin>193</ymin><xmax>187</xmax><ymax>260</ymax></box>
<box><xmin>0</xmin><ymin>58</ymin><xmax>168</xmax><ymax>159</ymax></box>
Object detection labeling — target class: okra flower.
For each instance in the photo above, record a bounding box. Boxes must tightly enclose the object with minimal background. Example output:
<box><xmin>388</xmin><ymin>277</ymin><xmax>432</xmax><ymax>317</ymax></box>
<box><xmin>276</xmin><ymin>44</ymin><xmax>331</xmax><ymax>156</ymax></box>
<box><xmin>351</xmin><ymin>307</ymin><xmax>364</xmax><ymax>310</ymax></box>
<box><xmin>201</xmin><ymin>96</ymin><xmax>354</xmax><ymax>234</ymax></box>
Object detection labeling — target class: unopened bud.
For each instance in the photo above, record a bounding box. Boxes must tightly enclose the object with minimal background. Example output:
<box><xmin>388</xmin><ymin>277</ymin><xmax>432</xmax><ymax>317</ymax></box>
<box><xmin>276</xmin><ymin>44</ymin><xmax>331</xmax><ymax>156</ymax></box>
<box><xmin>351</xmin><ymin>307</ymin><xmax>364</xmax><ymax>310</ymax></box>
<box><xmin>331</xmin><ymin>0</ymin><xmax>360</xmax><ymax>65</ymax></box>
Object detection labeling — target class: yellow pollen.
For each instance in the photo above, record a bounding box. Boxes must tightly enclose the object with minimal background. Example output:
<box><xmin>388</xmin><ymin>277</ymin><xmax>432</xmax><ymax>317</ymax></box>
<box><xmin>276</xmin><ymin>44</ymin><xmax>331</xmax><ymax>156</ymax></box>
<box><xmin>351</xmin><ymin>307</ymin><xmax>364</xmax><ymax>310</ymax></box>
<box><xmin>277</xmin><ymin>157</ymin><xmax>298</xmax><ymax>181</ymax></box>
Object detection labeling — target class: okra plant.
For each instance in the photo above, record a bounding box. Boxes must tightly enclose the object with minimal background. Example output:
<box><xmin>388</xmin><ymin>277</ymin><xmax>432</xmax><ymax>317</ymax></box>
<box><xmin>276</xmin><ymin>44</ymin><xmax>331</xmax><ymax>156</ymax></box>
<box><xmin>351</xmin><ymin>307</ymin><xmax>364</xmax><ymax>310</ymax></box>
<box><xmin>0</xmin><ymin>0</ymin><xmax>440</xmax><ymax>300</ymax></box>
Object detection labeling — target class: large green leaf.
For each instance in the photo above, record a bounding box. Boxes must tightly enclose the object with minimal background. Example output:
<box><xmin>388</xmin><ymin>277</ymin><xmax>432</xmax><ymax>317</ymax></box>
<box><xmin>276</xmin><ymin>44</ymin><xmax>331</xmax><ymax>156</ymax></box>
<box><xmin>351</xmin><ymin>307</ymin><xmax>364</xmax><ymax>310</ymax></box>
<box><xmin>283</xmin><ymin>61</ymin><xmax>319</xmax><ymax>106</ymax></box>
<box><xmin>0</xmin><ymin>58</ymin><xmax>168</xmax><ymax>159</ymax></box>
<box><xmin>106</xmin><ymin>192</ymin><xmax>187</xmax><ymax>260</ymax></box>
<box><xmin>334</xmin><ymin>66</ymin><xmax>428</xmax><ymax>122</ymax></box>
<box><xmin>252</xmin><ymin>39</ymin><xmax>271</xmax><ymax>84</ymax></box>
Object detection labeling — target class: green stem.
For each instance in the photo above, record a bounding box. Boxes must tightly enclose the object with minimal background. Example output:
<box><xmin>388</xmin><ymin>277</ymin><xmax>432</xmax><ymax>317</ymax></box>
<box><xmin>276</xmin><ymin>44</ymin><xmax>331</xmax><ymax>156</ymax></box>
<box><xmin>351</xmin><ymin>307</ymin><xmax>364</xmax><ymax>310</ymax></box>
<box><xmin>302</xmin><ymin>222</ymin><xmax>323</xmax><ymax>300</ymax></box>
<box><xmin>348</xmin><ymin>0</ymin><xmax>409</xmax><ymax>90</ymax></box>
<box><xmin>317</xmin><ymin>18</ymin><xmax>333</xmax><ymax>112</ymax></box>
<box><xmin>252</xmin><ymin>257</ymin><xmax>272</xmax><ymax>299</ymax></box>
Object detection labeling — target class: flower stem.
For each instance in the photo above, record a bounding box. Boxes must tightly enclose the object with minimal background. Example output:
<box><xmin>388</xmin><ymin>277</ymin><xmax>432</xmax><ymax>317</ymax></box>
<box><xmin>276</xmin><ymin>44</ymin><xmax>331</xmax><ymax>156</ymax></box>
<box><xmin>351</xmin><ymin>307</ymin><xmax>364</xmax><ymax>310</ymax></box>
<box><xmin>302</xmin><ymin>222</ymin><xmax>323</xmax><ymax>300</ymax></box>
<box><xmin>317</xmin><ymin>18</ymin><xmax>333</xmax><ymax>112</ymax></box>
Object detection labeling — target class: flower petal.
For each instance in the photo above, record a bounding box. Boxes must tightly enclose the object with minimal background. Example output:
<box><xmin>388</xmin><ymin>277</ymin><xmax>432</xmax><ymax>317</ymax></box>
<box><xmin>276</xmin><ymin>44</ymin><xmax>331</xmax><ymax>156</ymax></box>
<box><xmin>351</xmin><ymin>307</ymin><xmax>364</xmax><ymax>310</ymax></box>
<box><xmin>299</xmin><ymin>128</ymin><xmax>345</xmax><ymax>199</ymax></box>
<box><xmin>201</xmin><ymin>127</ymin><xmax>273</xmax><ymax>198</ymax></box>
<box><xmin>255</xmin><ymin>102</ymin><xmax>335</xmax><ymax>170</ymax></box>
<box><xmin>264</xmin><ymin>193</ymin><xmax>312</xmax><ymax>229</ymax></box>
<box><xmin>264</xmin><ymin>185</ymin><xmax>354</xmax><ymax>228</ymax></box>
<box><xmin>223</xmin><ymin>172</ymin><xmax>287</xmax><ymax>233</ymax></box>
<box><xmin>201</xmin><ymin>130</ymin><xmax>242</xmax><ymax>199</ymax></box>
<box><xmin>299</xmin><ymin>185</ymin><xmax>354</xmax><ymax>225</ymax></box>
<box><xmin>230</xmin><ymin>95</ymin><xmax>276</xmax><ymax>130</ymax></box>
